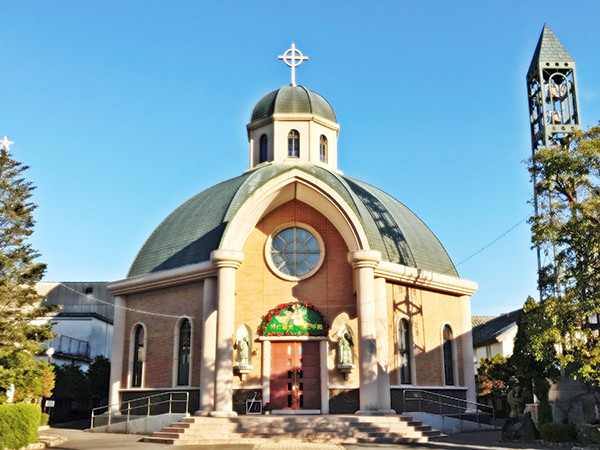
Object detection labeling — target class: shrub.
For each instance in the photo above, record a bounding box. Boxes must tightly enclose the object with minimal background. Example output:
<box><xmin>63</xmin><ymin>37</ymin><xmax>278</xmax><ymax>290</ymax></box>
<box><xmin>0</xmin><ymin>403</ymin><xmax>41</xmax><ymax>449</ymax></box>
<box><xmin>40</xmin><ymin>412</ymin><xmax>49</xmax><ymax>426</ymax></box>
<box><xmin>538</xmin><ymin>422</ymin><xmax>577</xmax><ymax>442</ymax></box>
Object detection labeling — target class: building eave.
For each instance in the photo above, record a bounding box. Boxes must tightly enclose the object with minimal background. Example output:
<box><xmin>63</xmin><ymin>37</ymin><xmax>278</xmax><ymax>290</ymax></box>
<box><xmin>375</xmin><ymin>260</ymin><xmax>478</xmax><ymax>296</ymax></box>
<box><xmin>109</xmin><ymin>261</ymin><xmax>216</xmax><ymax>296</ymax></box>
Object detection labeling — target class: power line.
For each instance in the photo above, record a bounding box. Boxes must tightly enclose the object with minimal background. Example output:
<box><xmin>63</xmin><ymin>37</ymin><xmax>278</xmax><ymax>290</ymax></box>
<box><xmin>56</xmin><ymin>282</ymin><xmax>195</xmax><ymax>319</ymax></box>
<box><xmin>455</xmin><ymin>215</ymin><xmax>530</xmax><ymax>267</ymax></box>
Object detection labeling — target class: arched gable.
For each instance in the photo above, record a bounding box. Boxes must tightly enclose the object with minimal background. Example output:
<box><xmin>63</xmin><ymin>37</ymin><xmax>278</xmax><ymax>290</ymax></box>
<box><xmin>220</xmin><ymin>168</ymin><xmax>369</xmax><ymax>253</ymax></box>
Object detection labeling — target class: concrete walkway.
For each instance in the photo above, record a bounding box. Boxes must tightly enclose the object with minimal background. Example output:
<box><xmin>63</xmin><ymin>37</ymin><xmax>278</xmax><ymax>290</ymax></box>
<box><xmin>42</xmin><ymin>427</ymin><xmax>572</xmax><ymax>450</ymax></box>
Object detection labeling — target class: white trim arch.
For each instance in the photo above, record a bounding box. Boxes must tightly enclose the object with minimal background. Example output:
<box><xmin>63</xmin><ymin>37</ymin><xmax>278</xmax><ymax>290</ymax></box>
<box><xmin>128</xmin><ymin>322</ymin><xmax>147</xmax><ymax>388</ymax></box>
<box><xmin>172</xmin><ymin>316</ymin><xmax>193</xmax><ymax>387</ymax></box>
<box><xmin>220</xmin><ymin>169</ymin><xmax>370</xmax><ymax>254</ymax></box>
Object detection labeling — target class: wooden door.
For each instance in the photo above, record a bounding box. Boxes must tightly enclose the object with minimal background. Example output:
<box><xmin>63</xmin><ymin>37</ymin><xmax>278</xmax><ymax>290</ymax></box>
<box><xmin>271</xmin><ymin>342</ymin><xmax>320</xmax><ymax>411</ymax></box>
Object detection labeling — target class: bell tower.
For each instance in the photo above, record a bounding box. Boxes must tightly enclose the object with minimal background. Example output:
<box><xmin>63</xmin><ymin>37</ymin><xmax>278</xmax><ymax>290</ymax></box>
<box><xmin>527</xmin><ymin>24</ymin><xmax>580</xmax><ymax>152</ymax></box>
<box><xmin>527</xmin><ymin>24</ymin><xmax>581</xmax><ymax>299</ymax></box>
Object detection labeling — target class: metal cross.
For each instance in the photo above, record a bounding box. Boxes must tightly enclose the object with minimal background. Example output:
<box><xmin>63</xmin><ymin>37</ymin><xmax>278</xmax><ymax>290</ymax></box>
<box><xmin>278</xmin><ymin>43</ymin><xmax>308</xmax><ymax>86</ymax></box>
<box><xmin>0</xmin><ymin>135</ymin><xmax>14</xmax><ymax>151</ymax></box>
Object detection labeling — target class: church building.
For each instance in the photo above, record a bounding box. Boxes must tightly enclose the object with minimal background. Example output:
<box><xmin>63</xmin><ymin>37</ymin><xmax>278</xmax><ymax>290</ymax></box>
<box><xmin>107</xmin><ymin>45</ymin><xmax>478</xmax><ymax>416</ymax></box>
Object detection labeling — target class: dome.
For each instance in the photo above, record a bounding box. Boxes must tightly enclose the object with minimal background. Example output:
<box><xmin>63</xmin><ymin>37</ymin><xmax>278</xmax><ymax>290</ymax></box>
<box><xmin>128</xmin><ymin>164</ymin><xmax>457</xmax><ymax>279</ymax></box>
<box><xmin>250</xmin><ymin>85</ymin><xmax>337</xmax><ymax>124</ymax></box>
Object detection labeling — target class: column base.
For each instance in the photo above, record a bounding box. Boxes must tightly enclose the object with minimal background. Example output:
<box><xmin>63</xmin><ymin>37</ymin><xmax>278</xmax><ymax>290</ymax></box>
<box><xmin>193</xmin><ymin>409</ymin><xmax>212</xmax><ymax>416</ymax></box>
<box><xmin>209</xmin><ymin>410</ymin><xmax>238</xmax><ymax>418</ymax></box>
<box><xmin>355</xmin><ymin>409</ymin><xmax>397</xmax><ymax>416</ymax></box>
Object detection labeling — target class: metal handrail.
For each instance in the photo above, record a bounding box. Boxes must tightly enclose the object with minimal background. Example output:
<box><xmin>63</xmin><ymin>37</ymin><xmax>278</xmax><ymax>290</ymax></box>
<box><xmin>90</xmin><ymin>391</ymin><xmax>189</xmax><ymax>428</ymax></box>
<box><xmin>403</xmin><ymin>389</ymin><xmax>495</xmax><ymax>425</ymax></box>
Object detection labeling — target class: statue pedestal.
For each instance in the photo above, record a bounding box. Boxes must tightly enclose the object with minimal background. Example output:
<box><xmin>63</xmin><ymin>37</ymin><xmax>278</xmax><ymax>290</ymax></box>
<box><xmin>337</xmin><ymin>364</ymin><xmax>355</xmax><ymax>380</ymax></box>
<box><xmin>235</xmin><ymin>365</ymin><xmax>252</xmax><ymax>381</ymax></box>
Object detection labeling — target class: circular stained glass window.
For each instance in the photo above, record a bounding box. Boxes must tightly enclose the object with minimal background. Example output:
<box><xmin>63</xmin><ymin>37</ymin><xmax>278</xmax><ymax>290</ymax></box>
<box><xmin>266</xmin><ymin>226</ymin><xmax>324</xmax><ymax>280</ymax></box>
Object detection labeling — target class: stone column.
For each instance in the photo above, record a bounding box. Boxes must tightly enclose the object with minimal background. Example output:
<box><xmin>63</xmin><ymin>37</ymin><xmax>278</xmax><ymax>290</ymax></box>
<box><xmin>374</xmin><ymin>277</ymin><xmax>394</xmax><ymax>413</ymax></box>
<box><xmin>262</xmin><ymin>340</ymin><xmax>271</xmax><ymax>404</ymax></box>
<box><xmin>197</xmin><ymin>277</ymin><xmax>217</xmax><ymax>415</ymax></box>
<box><xmin>319</xmin><ymin>340</ymin><xmax>330</xmax><ymax>414</ymax></box>
<box><xmin>348</xmin><ymin>250</ymin><xmax>381</xmax><ymax>414</ymax></box>
<box><xmin>459</xmin><ymin>294</ymin><xmax>477</xmax><ymax>411</ymax></box>
<box><xmin>210</xmin><ymin>249</ymin><xmax>244</xmax><ymax>417</ymax></box>
<box><xmin>108</xmin><ymin>296</ymin><xmax>126</xmax><ymax>413</ymax></box>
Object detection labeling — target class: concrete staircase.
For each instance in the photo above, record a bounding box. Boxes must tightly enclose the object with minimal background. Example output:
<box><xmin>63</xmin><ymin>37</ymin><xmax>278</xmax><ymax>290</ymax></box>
<box><xmin>142</xmin><ymin>414</ymin><xmax>440</xmax><ymax>445</ymax></box>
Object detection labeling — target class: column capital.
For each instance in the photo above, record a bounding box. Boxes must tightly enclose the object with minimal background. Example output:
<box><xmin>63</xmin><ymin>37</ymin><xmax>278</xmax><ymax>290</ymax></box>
<box><xmin>211</xmin><ymin>250</ymin><xmax>244</xmax><ymax>269</ymax></box>
<box><xmin>347</xmin><ymin>250</ymin><xmax>381</xmax><ymax>269</ymax></box>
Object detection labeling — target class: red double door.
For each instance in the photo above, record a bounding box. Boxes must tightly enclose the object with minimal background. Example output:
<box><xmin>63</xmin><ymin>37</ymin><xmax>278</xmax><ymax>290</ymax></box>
<box><xmin>270</xmin><ymin>342</ymin><xmax>320</xmax><ymax>411</ymax></box>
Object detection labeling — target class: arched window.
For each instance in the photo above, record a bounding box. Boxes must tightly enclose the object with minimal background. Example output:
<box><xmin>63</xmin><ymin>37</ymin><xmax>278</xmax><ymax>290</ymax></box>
<box><xmin>288</xmin><ymin>130</ymin><xmax>299</xmax><ymax>158</ymax></box>
<box><xmin>319</xmin><ymin>135</ymin><xmax>327</xmax><ymax>162</ymax></box>
<box><xmin>442</xmin><ymin>325</ymin><xmax>455</xmax><ymax>386</ymax></box>
<box><xmin>132</xmin><ymin>325</ymin><xmax>144</xmax><ymax>387</ymax></box>
<box><xmin>259</xmin><ymin>134</ymin><xmax>268</xmax><ymax>163</ymax></box>
<box><xmin>398</xmin><ymin>318</ymin><xmax>411</xmax><ymax>384</ymax></box>
<box><xmin>177</xmin><ymin>319</ymin><xmax>191</xmax><ymax>386</ymax></box>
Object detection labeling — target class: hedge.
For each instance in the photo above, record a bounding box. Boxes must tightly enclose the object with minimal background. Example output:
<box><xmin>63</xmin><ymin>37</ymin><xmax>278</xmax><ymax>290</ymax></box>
<box><xmin>0</xmin><ymin>403</ymin><xmax>41</xmax><ymax>450</ymax></box>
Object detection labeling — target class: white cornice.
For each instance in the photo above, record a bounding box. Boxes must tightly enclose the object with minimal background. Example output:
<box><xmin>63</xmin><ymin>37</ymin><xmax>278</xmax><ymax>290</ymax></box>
<box><xmin>247</xmin><ymin>113</ymin><xmax>340</xmax><ymax>132</ymax></box>
<box><xmin>108</xmin><ymin>261</ymin><xmax>216</xmax><ymax>296</ymax></box>
<box><xmin>375</xmin><ymin>261</ymin><xmax>478</xmax><ymax>296</ymax></box>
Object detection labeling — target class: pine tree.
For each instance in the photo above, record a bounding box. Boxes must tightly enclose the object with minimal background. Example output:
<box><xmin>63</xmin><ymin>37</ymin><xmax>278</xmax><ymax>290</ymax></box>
<box><xmin>0</xmin><ymin>136</ymin><xmax>54</xmax><ymax>403</ymax></box>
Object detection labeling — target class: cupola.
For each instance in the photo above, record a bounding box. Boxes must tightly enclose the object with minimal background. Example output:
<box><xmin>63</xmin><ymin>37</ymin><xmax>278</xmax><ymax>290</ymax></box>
<box><xmin>246</xmin><ymin>44</ymin><xmax>340</xmax><ymax>171</ymax></box>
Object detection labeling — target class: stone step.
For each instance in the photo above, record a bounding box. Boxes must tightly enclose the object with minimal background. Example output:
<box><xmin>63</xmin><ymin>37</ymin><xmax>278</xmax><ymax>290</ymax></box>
<box><xmin>143</xmin><ymin>414</ymin><xmax>436</xmax><ymax>445</ymax></box>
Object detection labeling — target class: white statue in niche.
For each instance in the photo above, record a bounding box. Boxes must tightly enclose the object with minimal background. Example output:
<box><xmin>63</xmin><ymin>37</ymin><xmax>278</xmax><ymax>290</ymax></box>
<box><xmin>238</xmin><ymin>335</ymin><xmax>250</xmax><ymax>367</ymax></box>
<box><xmin>338</xmin><ymin>327</ymin><xmax>354</xmax><ymax>367</ymax></box>
<box><xmin>235</xmin><ymin>325</ymin><xmax>252</xmax><ymax>375</ymax></box>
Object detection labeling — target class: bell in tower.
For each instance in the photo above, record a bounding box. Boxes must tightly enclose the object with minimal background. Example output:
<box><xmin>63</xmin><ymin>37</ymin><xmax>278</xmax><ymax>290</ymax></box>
<box><xmin>527</xmin><ymin>24</ymin><xmax>581</xmax><ymax>151</ymax></box>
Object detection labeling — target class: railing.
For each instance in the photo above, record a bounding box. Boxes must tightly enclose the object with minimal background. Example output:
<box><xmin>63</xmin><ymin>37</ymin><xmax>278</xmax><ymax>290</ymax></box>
<box><xmin>49</xmin><ymin>335</ymin><xmax>90</xmax><ymax>358</ymax></box>
<box><xmin>90</xmin><ymin>391</ymin><xmax>190</xmax><ymax>429</ymax></box>
<box><xmin>403</xmin><ymin>389</ymin><xmax>495</xmax><ymax>425</ymax></box>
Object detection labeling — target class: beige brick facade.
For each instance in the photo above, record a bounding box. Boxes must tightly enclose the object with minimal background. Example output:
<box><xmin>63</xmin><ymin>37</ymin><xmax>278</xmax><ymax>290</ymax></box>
<box><xmin>122</xmin><ymin>282</ymin><xmax>203</xmax><ymax>388</ymax></box>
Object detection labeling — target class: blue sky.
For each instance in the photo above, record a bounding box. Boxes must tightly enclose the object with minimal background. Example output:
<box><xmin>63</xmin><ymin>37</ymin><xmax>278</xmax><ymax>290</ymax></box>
<box><xmin>2</xmin><ymin>1</ymin><xmax>600</xmax><ymax>316</ymax></box>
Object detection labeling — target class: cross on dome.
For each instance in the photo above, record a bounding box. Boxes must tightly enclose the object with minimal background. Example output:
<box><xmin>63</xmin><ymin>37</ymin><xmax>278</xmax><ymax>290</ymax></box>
<box><xmin>0</xmin><ymin>135</ymin><xmax>14</xmax><ymax>151</ymax></box>
<box><xmin>278</xmin><ymin>43</ymin><xmax>308</xmax><ymax>86</ymax></box>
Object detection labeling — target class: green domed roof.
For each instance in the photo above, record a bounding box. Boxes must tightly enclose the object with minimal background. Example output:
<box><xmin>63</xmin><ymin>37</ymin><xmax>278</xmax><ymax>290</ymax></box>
<box><xmin>250</xmin><ymin>85</ymin><xmax>337</xmax><ymax>124</ymax></box>
<box><xmin>128</xmin><ymin>165</ymin><xmax>457</xmax><ymax>278</ymax></box>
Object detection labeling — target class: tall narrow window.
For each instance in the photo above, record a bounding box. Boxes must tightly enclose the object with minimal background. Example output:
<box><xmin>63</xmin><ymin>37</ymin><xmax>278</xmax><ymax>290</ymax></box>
<box><xmin>132</xmin><ymin>325</ymin><xmax>144</xmax><ymax>387</ymax></box>
<box><xmin>398</xmin><ymin>318</ymin><xmax>411</xmax><ymax>384</ymax></box>
<box><xmin>177</xmin><ymin>319</ymin><xmax>191</xmax><ymax>385</ymax></box>
<box><xmin>259</xmin><ymin>134</ymin><xmax>268</xmax><ymax>163</ymax></box>
<box><xmin>319</xmin><ymin>135</ymin><xmax>328</xmax><ymax>162</ymax></box>
<box><xmin>442</xmin><ymin>325</ymin><xmax>455</xmax><ymax>386</ymax></box>
<box><xmin>288</xmin><ymin>130</ymin><xmax>299</xmax><ymax>158</ymax></box>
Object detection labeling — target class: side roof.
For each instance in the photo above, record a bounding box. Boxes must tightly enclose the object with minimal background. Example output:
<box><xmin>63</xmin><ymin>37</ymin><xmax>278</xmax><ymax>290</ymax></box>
<box><xmin>127</xmin><ymin>164</ymin><xmax>457</xmax><ymax>278</ymax></box>
<box><xmin>472</xmin><ymin>309</ymin><xmax>521</xmax><ymax>348</ymax></box>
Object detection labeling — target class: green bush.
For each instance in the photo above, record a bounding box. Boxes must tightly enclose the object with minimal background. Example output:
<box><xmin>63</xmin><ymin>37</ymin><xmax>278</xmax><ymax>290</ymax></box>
<box><xmin>538</xmin><ymin>422</ymin><xmax>577</xmax><ymax>442</ymax></box>
<box><xmin>0</xmin><ymin>403</ymin><xmax>41</xmax><ymax>449</ymax></box>
<box><xmin>40</xmin><ymin>412</ymin><xmax>49</xmax><ymax>426</ymax></box>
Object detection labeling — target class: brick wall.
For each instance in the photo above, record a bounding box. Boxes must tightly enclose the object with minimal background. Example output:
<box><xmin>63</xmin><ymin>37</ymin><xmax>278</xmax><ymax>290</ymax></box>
<box><xmin>122</xmin><ymin>281</ymin><xmax>203</xmax><ymax>388</ymax></box>
<box><xmin>234</xmin><ymin>200</ymin><xmax>355</xmax><ymax>388</ymax></box>
<box><xmin>387</xmin><ymin>283</ymin><xmax>468</xmax><ymax>387</ymax></box>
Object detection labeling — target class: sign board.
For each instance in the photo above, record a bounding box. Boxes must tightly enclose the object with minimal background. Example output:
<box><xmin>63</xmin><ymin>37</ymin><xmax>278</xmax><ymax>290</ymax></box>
<box><xmin>45</xmin><ymin>400</ymin><xmax>55</xmax><ymax>408</ymax></box>
<box><xmin>259</xmin><ymin>302</ymin><xmax>329</xmax><ymax>337</ymax></box>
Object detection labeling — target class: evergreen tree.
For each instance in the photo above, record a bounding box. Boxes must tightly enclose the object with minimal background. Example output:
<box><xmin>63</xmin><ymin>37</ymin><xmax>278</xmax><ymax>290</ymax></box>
<box><xmin>0</xmin><ymin>136</ymin><xmax>54</xmax><ymax>403</ymax></box>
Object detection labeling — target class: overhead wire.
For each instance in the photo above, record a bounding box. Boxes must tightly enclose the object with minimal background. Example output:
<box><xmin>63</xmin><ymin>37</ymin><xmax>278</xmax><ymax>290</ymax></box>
<box><xmin>51</xmin><ymin>213</ymin><xmax>533</xmax><ymax>316</ymax></box>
